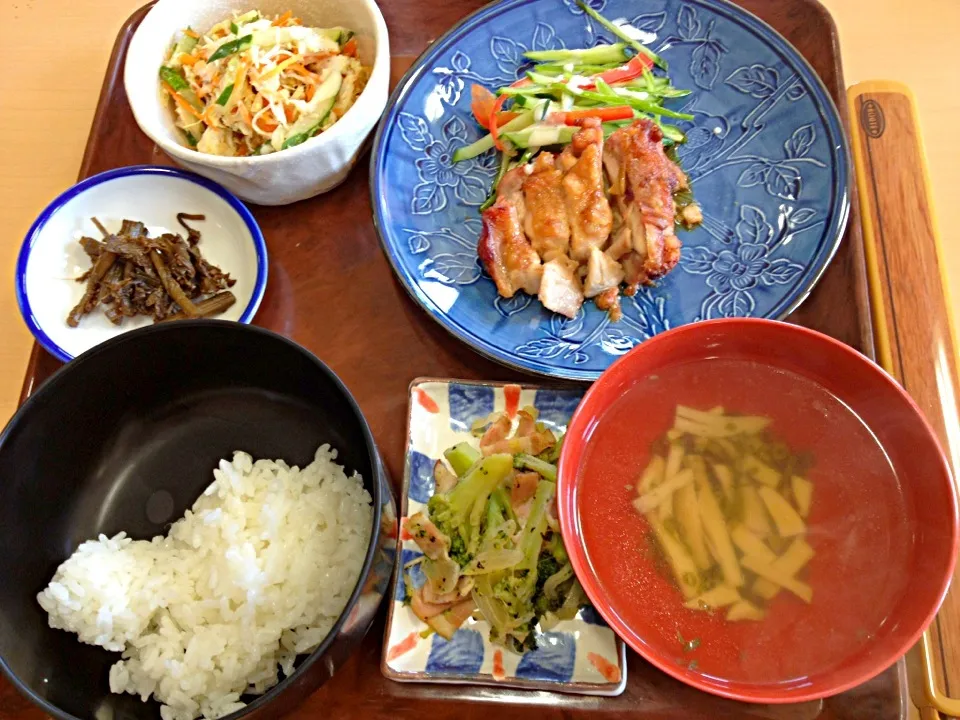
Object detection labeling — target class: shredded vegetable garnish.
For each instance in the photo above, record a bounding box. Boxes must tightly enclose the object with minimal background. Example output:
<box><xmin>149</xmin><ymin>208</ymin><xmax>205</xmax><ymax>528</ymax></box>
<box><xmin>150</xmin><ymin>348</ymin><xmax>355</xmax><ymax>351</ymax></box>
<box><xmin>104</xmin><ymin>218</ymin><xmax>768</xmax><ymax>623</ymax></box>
<box><xmin>159</xmin><ymin>9</ymin><xmax>370</xmax><ymax>156</ymax></box>
<box><xmin>456</xmin><ymin>1</ymin><xmax>693</xmax><ymax>207</ymax></box>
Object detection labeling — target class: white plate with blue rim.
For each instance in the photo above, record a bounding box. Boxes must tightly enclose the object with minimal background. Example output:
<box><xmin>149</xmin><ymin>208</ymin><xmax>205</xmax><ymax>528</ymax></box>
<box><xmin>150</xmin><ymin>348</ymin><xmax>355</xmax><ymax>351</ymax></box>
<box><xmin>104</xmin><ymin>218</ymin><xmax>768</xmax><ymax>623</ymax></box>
<box><xmin>15</xmin><ymin>165</ymin><xmax>268</xmax><ymax>362</ymax></box>
<box><xmin>381</xmin><ymin>378</ymin><xmax>627</xmax><ymax>695</ymax></box>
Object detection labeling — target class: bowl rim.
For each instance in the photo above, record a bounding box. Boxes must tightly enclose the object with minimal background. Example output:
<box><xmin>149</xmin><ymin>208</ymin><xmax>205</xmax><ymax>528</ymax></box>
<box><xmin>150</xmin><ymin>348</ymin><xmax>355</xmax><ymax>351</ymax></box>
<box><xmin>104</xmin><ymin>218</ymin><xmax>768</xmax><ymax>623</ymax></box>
<box><xmin>14</xmin><ymin>165</ymin><xmax>269</xmax><ymax>363</ymax></box>
<box><xmin>0</xmin><ymin>319</ymin><xmax>387</xmax><ymax>720</ymax></box>
<box><xmin>556</xmin><ymin>317</ymin><xmax>960</xmax><ymax>703</ymax></box>
<box><xmin>124</xmin><ymin>0</ymin><xmax>389</xmax><ymax>167</ymax></box>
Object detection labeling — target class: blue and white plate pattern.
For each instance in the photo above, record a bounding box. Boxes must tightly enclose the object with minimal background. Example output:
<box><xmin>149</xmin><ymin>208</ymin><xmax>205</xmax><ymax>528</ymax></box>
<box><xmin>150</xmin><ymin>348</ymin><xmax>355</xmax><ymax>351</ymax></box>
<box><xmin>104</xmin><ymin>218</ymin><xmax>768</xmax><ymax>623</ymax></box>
<box><xmin>381</xmin><ymin>379</ymin><xmax>627</xmax><ymax>694</ymax></box>
<box><xmin>371</xmin><ymin>0</ymin><xmax>849</xmax><ymax>381</ymax></box>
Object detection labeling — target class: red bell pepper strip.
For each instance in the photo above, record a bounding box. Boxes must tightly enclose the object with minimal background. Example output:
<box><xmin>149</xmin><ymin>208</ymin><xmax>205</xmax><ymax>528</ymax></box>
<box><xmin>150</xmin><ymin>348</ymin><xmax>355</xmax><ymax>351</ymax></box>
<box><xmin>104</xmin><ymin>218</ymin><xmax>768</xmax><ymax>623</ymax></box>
<box><xmin>471</xmin><ymin>85</ymin><xmax>522</xmax><ymax>130</ymax></box>
<box><xmin>551</xmin><ymin>105</ymin><xmax>635</xmax><ymax>125</ymax></box>
<box><xmin>581</xmin><ymin>55</ymin><xmax>654</xmax><ymax>90</ymax></box>
<box><xmin>491</xmin><ymin>78</ymin><xmax>531</xmax><ymax>150</ymax></box>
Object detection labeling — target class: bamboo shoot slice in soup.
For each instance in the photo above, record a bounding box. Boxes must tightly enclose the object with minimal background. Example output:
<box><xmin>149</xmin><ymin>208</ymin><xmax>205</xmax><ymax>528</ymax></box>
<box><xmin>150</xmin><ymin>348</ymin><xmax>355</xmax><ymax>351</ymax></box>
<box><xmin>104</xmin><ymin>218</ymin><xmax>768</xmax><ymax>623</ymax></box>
<box><xmin>576</xmin><ymin>359</ymin><xmax>911</xmax><ymax>685</ymax></box>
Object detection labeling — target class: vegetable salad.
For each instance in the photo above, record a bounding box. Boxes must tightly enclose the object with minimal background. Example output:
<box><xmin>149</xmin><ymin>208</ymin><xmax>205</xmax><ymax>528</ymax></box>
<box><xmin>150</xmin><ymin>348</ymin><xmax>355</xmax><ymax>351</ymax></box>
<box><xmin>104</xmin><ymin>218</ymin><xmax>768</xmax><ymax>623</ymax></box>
<box><xmin>159</xmin><ymin>9</ymin><xmax>369</xmax><ymax>157</ymax></box>
<box><xmin>403</xmin><ymin>407</ymin><xmax>587</xmax><ymax>653</ymax></box>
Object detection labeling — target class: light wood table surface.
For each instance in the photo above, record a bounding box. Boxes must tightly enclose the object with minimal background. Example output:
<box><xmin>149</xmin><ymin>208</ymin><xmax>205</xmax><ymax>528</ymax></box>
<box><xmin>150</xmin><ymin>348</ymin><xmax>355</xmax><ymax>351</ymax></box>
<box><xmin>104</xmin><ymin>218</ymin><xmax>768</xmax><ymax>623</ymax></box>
<box><xmin>0</xmin><ymin>0</ymin><xmax>956</xmax><ymax>417</ymax></box>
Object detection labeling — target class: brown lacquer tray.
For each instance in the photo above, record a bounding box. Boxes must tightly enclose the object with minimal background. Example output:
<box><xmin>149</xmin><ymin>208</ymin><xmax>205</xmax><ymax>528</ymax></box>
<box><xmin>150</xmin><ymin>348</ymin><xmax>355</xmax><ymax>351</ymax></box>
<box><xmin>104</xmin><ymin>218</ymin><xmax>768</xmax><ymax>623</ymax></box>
<box><xmin>3</xmin><ymin>1</ymin><xmax>910</xmax><ymax>719</ymax></box>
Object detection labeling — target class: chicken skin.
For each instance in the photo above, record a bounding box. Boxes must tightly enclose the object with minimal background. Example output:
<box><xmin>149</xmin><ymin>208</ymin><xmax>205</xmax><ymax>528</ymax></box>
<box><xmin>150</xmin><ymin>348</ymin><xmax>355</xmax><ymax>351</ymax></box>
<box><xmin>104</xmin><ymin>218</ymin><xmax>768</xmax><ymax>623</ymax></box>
<box><xmin>522</xmin><ymin>153</ymin><xmax>570</xmax><ymax>262</ymax></box>
<box><xmin>603</xmin><ymin>119</ymin><xmax>686</xmax><ymax>285</ymax></box>
<box><xmin>475</xmin><ymin>114</ymin><xmax>699</xmax><ymax>319</ymax></box>
<box><xmin>559</xmin><ymin>118</ymin><xmax>613</xmax><ymax>262</ymax></box>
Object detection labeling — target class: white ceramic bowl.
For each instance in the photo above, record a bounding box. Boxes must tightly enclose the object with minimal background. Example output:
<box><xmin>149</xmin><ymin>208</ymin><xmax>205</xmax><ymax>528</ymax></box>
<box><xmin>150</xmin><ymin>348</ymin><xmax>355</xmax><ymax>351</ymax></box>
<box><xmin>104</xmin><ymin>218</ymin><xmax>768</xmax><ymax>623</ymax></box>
<box><xmin>124</xmin><ymin>0</ymin><xmax>389</xmax><ymax>206</ymax></box>
<box><xmin>15</xmin><ymin>166</ymin><xmax>268</xmax><ymax>362</ymax></box>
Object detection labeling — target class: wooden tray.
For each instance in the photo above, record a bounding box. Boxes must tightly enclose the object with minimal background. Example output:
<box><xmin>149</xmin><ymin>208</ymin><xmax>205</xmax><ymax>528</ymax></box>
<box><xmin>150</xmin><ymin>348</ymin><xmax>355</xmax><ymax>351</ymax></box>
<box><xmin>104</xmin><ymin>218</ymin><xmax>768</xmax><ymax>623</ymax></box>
<box><xmin>1</xmin><ymin>1</ymin><xmax>908</xmax><ymax>719</ymax></box>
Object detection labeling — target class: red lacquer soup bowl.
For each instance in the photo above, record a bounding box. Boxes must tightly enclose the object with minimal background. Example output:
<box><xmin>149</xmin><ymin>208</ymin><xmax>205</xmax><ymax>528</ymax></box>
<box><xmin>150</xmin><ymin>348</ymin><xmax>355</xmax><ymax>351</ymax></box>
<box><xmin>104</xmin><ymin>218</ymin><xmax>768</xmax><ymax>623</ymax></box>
<box><xmin>557</xmin><ymin>319</ymin><xmax>958</xmax><ymax>703</ymax></box>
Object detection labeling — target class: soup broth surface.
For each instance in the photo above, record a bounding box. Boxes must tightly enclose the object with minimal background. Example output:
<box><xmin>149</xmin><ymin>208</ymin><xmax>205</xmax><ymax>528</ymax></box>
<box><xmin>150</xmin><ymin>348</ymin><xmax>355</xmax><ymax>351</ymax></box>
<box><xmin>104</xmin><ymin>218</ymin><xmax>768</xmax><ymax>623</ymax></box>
<box><xmin>577</xmin><ymin>358</ymin><xmax>910</xmax><ymax>684</ymax></box>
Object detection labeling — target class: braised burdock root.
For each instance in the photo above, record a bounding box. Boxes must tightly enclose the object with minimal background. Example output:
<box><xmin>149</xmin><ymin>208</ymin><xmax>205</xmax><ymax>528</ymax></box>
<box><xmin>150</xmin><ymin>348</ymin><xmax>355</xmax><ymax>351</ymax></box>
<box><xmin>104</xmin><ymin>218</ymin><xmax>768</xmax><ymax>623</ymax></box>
<box><xmin>67</xmin><ymin>214</ymin><xmax>236</xmax><ymax>327</ymax></box>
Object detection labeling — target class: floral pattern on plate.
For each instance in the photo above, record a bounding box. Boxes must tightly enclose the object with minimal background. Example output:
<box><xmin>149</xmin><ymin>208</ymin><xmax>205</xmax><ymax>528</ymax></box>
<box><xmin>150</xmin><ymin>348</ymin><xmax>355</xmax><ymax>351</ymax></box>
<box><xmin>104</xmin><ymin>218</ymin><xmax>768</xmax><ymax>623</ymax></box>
<box><xmin>381</xmin><ymin>379</ymin><xmax>627</xmax><ymax>695</ymax></box>
<box><xmin>371</xmin><ymin>0</ymin><xmax>849</xmax><ymax>381</ymax></box>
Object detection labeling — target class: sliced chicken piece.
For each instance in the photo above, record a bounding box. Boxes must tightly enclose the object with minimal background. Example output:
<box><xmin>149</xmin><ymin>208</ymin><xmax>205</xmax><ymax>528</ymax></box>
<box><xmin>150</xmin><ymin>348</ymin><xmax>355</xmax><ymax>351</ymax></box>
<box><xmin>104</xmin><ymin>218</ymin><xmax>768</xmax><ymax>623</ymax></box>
<box><xmin>422</xmin><ymin>575</ymin><xmax>474</xmax><ymax>606</ymax></box>
<box><xmin>595</xmin><ymin>288</ymin><xmax>622</xmax><ymax>322</ymax></box>
<box><xmin>603</xmin><ymin>119</ymin><xmax>686</xmax><ymax>282</ymax></box>
<box><xmin>528</xmin><ymin>427</ymin><xmax>556</xmax><ymax>455</ymax></box>
<box><xmin>478</xmin><ymin>201</ymin><xmax>543</xmax><ymax>298</ymax></box>
<box><xmin>497</xmin><ymin>166</ymin><xmax>527</xmax><ymax>219</ymax></box>
<box><xmin>480</xmin><ymin>413</ymin><xmax>512</xmax><ymax>456</ymax></box>
<box><xmin>621</xmin><ymin>251</ymin><xmax>646</xmax><ymax>289</ymax></box>
<box><xmin>434</xmin><ymin>460</ymin><xmax>458</xmax><ymax>493</ymax></box>
<box><xmin>663</xmin><ymin>233</ymin><xmax>682</xmax><ymax>276</ymax></box>
<box><xmin>426</xmin><ymin>598</ymin><xmax>476</xmax><ymax>640</ymax></box>
<box><xmin>404</xmin><ymin>512</ymin><xmax>449</xmax><ymax>560</ymax></box>
<box><xmin>483</xmin><ymin>432</ymin><xmax>555</xmax><ymax>457</ymax></box>
<box><xmin>411</xmin><ymin>586</ymin><xmax>451</xmax><ymax>622</ymax></box>
<box><xmin>538</xmin><ymin>256</ymin><xmax>584</xmax><ymax>319</ymax></box>
<box><xmin>422</xmin><ymin>581</ymin><xmax>459</xmax><ymax>606</ymax></box>
<box><xmin>522</xmin><ymin>153</ymin><xmax>570</xmax><ymax>262</ymax></box>
<box><xmin>514</xmin><ymin>498</ymin><xmax>534</xmax><ymax>528</ymax></box>
<box><xmin>559</xmin><ymin>119</ymin><xmax>613</xmax><ymax>262</ymax></box>
<box><xmin>511</xmin><ymin>471</ymin><xmax>540</xmax><ymax>508</ymax></box>
<box><xmin>515</xmin><ymin>408</ymin><xmax>536</xmax><ymax>438</ymax></box>
<box><xmin>680</xmin><ymin>202</ymin><xmax>703</xmax><ymax>228</ymax></box>
<box><xmin>606</xmin><ymin>205</ymin><xmax>633</xmax><ymax>262</ymax></box>
<box><xmin>584</xmin><ymin>247</ymin><xmax>625</xmax><ymax>299</ymax></box>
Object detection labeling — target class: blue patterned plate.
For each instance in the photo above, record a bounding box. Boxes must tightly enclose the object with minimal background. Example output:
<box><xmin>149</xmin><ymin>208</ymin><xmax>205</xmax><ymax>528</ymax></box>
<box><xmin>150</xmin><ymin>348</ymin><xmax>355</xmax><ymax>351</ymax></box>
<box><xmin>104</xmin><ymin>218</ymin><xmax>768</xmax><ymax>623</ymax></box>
<box><xmin>370</xmin><ymin>0</ymin><xmax>849</xmax><ymax>381</ymax></box>
<box><xmin>381</xmin><ymin>379</ymin><xmax>627</xmax><ymax>694</ymax></box>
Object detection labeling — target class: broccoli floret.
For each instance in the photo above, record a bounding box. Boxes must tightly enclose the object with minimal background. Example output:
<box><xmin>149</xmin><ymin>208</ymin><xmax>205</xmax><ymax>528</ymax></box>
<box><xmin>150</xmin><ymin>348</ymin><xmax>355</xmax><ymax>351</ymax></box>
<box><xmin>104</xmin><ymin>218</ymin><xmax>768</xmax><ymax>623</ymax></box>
<box><xmin>536</xmin><ymin>554</ymin><xmax>562</xmax><ymax>591</ymax></box>
<box><xmin>532</xmin><ymin>553</ymin><xmax>565</xmax><ymax>616</ymax></box>
<box><xmin>541</xmin><ymin>530</ymin><xmax>570</xmax><ymax>565</ymax></box>
<box><xmin>426</xmin><ymin>495</ymin><xmax>471</xmax><ymax>566</ymax></box>
<box><xmin>448</xmin><ymin>533</ymin><xmax>470</xmax><ymax>567</ymax></box>
<box><xmin>515</xmin><ymin>454</ymin><xmax>557</xmax><ymax>482</ymax></box>
<box><xmin>425</xmin><ymin>454</ymin><xmax>514</xmax><ymax>563</ymax></box>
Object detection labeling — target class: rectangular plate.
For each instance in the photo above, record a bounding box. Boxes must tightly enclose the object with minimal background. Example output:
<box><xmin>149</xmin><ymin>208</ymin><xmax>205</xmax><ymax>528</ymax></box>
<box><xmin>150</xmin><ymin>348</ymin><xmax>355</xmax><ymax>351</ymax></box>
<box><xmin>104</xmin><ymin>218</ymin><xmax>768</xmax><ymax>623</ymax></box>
<box><xmin>381</xmin><ymin>379</ymin><xmax>627</xmax><ymax>695</ymax></box>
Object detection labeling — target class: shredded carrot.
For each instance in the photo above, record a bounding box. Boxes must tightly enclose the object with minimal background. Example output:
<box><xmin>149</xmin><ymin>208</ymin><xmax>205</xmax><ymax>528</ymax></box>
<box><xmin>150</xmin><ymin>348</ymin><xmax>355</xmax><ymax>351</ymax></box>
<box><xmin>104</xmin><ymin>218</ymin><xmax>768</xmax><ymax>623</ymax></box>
<box><xmin>183</xmin><ymin>28</ymin><xmax>200</xmax><ymax>39</ymax></box>
<box><xmin>288</xmin><ymin>63</ymin><xmax>320</xmax><ymax>80</ymax></box>
<box><xmin>302</xmin><ymin>52</ymin><xmax>334</xmax><ymax>63</ymax></box>
<box><xmin>284</xmin><ymin>104</ymin><xmax>296</xmax><ymax>123</ymax></box>
<box><xmin>235</xmin><ymin>142</ymin><xmax>249</xmax><ymax>157</ymax></box>
<box><xmin>203</xmin><ymin>104</ymin><xmax>217</xmax><ymax>126</ymax></box>
<box><xmin>231</xmin><ymin>58</ymin><xmax>249</xmax><ymax>107</ymax></box>
<box><xmin>341</xmin><ymin>38</ymin><xmax>358</xmax><ymax>57</ymax></box>
<box><xmin>273</xmin><ymin>10</ymin><xmax>292</xmax><ymax>26</ymax></box>
<box><xmin>180</xmin><ymin>53</ymin><xmax>198</xmax><ymax>66</ymax></box>
<box><xmin>161</xmin><ymin>81</ymin><xmax>203</xmax><ymax>119</ymax></box>
<box><xmin>256</xmin><ymin>113</ymin><xmax>279</xmax><ymax>133</ymax></box>
<box><xmin>305</xmin><ymin>84</ymin><xmax>317</xmax><ymax>102</ymax></box>
<box><xmin>239</xmin><ymin>104</ymin><xmax>253</xmax><ymax>126</ymax></box>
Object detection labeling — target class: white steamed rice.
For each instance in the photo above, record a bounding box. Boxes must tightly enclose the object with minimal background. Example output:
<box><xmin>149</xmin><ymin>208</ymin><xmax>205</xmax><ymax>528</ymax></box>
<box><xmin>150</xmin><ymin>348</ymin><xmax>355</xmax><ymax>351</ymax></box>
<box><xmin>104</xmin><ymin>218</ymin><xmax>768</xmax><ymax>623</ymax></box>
<box><xmin>37</xmin><ymin>445</ymin><xmax>372</xmax><ymax>720</ymax></box>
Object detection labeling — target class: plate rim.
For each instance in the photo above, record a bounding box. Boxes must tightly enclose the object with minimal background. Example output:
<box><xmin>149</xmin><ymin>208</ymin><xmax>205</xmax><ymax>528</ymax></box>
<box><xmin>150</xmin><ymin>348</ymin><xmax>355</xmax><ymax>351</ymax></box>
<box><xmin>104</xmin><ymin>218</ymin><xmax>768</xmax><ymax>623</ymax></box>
<box><xmin>15</xmin><ymin>164</ymin><xmax>269</xmax><ymax>363</ymax></box>
<box><xmin>369</xmin><ymin>0</ymin><xmax>851</xmax><ymax>382</ymax></box>
<box><xmin>380</xmin><ymin>376</ymin><xmax>628</xmax><ymax>695</ymax></box>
